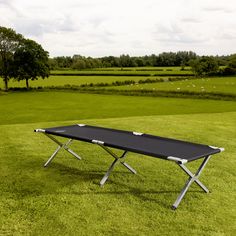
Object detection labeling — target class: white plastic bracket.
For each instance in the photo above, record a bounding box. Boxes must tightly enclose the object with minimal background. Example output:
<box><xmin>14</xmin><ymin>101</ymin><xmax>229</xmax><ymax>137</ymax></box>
<box><xmin>167</xmin><ymin>156</ymin><xmax>188</xmax><ymax>164</ymax></box>
<box><xmin>35</xmin><ymin>129</ymin><xmax>45</xmax><ymax>133</ymax></box>
<box><xmin>133</xmin><ymin>132</ymin><xmax>143</xmax><ymax>136</ymax></box>
<box><xmin>92</xmin><ymin>140</ymin><xmax>104</xmax><ymax>145</ymax></box>
<box><xmin>209</xmin><ymin>146</ymin><xmax>225</xmax><ymax>152</ymax></box>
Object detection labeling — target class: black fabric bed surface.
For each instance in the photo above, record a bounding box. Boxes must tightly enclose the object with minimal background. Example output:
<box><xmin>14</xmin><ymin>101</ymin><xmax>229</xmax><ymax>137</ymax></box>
<box><xmin>41</xmin><ymin>124</ymin><xmax>220</xmax><ymax>162</ymax></box>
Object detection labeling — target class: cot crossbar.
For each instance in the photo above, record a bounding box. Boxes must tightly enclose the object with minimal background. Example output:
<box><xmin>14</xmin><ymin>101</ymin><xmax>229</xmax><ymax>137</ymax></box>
<box><xmin>98</xmin><ymin>145</ymin><xmax>136</xmax><ymax>186</ymax></box>
<box><xmin>41</xmin><ymin>133</ymin><xmax>136</xmax><ymax>186</ymax></box>
<box><xmin>172</xmin><ymin>155</ymin><xmax>211</xmax><ymax>209</ymax></box>
<box><xmin>43</xmin><ymin>133</ymin><xmax>81</xmax><ymax>167</ymax></box>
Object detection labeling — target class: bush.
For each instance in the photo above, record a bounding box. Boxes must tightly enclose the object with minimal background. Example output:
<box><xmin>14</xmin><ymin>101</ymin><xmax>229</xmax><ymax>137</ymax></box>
<box><xmin>135</xmin><ymin>69</ymin><xmax>164</xmax><ymax>71</ymax></box>
<box><xmin>221</xmin><ymin>67</ymin><xmax>236</xmax><ymax>76</ymax></box>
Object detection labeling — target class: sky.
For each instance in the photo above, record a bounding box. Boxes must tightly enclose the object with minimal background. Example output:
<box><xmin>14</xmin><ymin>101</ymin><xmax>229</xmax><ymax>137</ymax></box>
<box><xmin>0</xmin><ymin>0</ymin><xmax>236</xmax><ymax>57</ymax></box>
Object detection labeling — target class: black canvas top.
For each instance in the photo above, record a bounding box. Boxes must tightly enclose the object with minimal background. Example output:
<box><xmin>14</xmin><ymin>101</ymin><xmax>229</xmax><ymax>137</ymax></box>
<box><xmin>38</xmin><ymin>124</ymin><xmax>221</xmax><ymax>162</ymax></box>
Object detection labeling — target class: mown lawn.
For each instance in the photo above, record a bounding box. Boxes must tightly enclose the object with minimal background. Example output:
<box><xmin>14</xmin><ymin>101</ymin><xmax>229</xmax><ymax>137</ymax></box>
<box><xmin>0</xmin><ymin>92</ymin><xmax>235</xmax><ymax>235</ymax></box>
<box><xmin>109</xmin><ymin>77</ymin><xmax>236</xmax><ymax>95</ymax></box>
<box><xmin>1</xmin><ymin>92</ymin><xmax>236</xmax><ymax>125</ymax></box>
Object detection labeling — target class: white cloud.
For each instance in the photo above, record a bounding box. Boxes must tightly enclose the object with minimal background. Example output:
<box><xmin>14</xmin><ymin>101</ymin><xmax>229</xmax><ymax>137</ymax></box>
<box><xmin>0</xmin><ymin>0</ymin><xmax>235</xmax><ymax>57</ymax></box>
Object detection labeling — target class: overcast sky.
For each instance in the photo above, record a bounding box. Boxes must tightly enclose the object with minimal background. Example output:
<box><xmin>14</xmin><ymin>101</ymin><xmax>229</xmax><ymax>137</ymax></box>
<box><xmin>1</xmin><ymin>0</ymin><xmax>236</xmax><ymax>57</ymax></box>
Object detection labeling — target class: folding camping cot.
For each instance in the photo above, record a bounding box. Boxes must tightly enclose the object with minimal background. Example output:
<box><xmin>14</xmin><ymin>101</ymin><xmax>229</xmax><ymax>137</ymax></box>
<box><xmin>35</xmin><ymin>124</ymin><xmax>224</xmax><ymax>209</ymax></box>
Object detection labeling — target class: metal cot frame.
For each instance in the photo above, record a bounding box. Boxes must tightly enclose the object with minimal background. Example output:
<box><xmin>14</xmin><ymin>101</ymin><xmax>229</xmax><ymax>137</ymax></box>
<box><xmin>35</xmin><ymin>127</ymin><xmax>224</xmax><ymax>210</ymax></box>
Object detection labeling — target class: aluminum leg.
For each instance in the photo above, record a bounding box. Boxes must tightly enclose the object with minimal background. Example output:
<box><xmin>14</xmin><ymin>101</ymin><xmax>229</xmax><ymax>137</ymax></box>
<box><xmin>66</xmin><ymin>148</ymin><xmax>82</xmax><ymax>160</ymax></box>
<box><xmin>178</xmin><ymin>163</ymin><xmax>209</xmax><ymax>193</ymax></box>
<box><xmin>100</xmin><ymin>146</ymin><xmax>136</xmax><ymax>174</ymax></box>
<box><xmin>172</xmin><ymin>155</ymin><xmax>211</xmax><ymax>210</ymax></box>
<box><xmin>99</xmin><ymin>146</ymin><xmax>136</xmax><ymax>186</ymax></box>
<box><xmin>44</xmin><ymin>145</ymin><xmax>62</xmax><ymax>167</ymax></box>
<box><xmin>43</xmin><ymin>133</ymin><xmax>81</xmax><ymax>167</ymax></box>
<box><xmin>100</xmin><ymin>158</ymin><xmax>120</xmax><ymax>186</ymax></box>
<box><xmin>121</xmin><ymin>162</ymin><xmax>137</xmax><ymax>174</ymax></box>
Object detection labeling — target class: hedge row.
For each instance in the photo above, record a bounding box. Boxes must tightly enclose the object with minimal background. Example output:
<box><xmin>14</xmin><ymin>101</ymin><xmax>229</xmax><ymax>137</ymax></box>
<box><xmin>65</xmin><ymin>88</ymin><xmax>236</xmax><ymax>101</ymax></box>
<box><xmin>79</xmin><ymin>77</ymin><xmax>192</xmax><ymax>87</ymax></box>
<box><xmin>4</xmin><ymin>86</ymin><xmax>235</xmax><ymax>101</ymax></box>
<box><xmin>50</xmin><ymin>72</ymin><xmax>194</xmax><ymax>77</ymax></box>
<box><xmin>50</xmin><ymin>72</ymin><xmax>151</xmax><ymax>76</ymax></box>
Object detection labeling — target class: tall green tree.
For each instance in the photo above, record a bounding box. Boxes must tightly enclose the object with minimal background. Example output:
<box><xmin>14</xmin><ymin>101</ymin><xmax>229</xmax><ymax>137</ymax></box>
<box><xmin>0</xmin><ymin>26</ymin><xmax>23</xmax><ymax>91</ymax></box>
<box><xmin>189</xmin><ymin>56</ymin><xmax>219</xmax><ymax>76</ymax></box>
<box><xmin>221</xmin><ymin>54</ymin><xmax>236</xmax><ymax>75</ymax></box>
<box><xmin>228</xmin><ymin>54</ymin><xmax>236</xmax><ymax>68</ymax></box>
<box><xmin>13</xmin><ymin>39</ymin><xmax>50</xmax><ymax>89</ymax></box>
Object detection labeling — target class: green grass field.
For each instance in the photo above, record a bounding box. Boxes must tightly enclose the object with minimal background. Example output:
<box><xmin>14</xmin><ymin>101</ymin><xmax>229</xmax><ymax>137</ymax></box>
<box><xmin>1</xmin><ymin>72</ymin><xmax>235</xmax><ymax>101</ymax></box>
<box><xmin>0</xmin><ymin>67</ymin><xmax>192</xmax><ymax>89</ymax></box>
<box><xmin>0</xmin><ymin>75</ymin><xmax>159</xmax><ymax>88</ymax></box>
<box><xmin>1</xmin><ymin>92</ymin><xmax>236</xmax><ymax>125</ymax></box>
<box><xmin>2</xmin><ymin>76</ymin><xmax>236</xmax><ymax>100</ymax></box>
<box><xmin>109</xmin><ymin>77</ymin><xmax>236</xmax><ymax>95</ymax></box>
<box><xmin>0</xmin><ymin>91</ymin><xmax>235</xmax><ymax>235</ymax></box>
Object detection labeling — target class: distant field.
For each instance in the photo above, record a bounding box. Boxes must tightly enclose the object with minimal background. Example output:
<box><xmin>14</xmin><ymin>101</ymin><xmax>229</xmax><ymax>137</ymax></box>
<box><xmin>1</xmin><ymin>67</ymin><xmax>192</xmax><ymax>89</ymax></box>
<box><xmin>0</xmin><ymin>75</ymin><xmax>163</xmax><ymax>88</ymax></box>
<box><xmin>108</xmin><ymin>77</ymin><xmax>236</xmax><ymax>95</ymax></box>
<box><xmin>1</xmin><ymin>68</ymin><xmax>235</xmax><ymax>101</ymax></box>
<box><xmin>1</xmin><ymin>76</ymin><xmax>236</xmax><ymax>101</ymax></box>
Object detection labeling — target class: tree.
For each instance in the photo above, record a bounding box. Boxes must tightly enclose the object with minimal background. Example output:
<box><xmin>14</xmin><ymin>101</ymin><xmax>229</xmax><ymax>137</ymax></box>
<box><xmin>13</xmin><ymin>39</ymin><xmax>50</xmax><ymax>89</ymax></box>
<box><xmin>134</xmin><ymin>57</ymin><xmax>145</xmax><ymax>67</ymax></box>
<box><xmin>228</xmin><ymin>54</ymin><xmax>236</xmax><ymax>69</ymax></box>
<box><xmin>221</xmin><ymin>54</ymin><xmax>236</xmax><ymax>75</ymax></box>
<box><xmin>48</xmin><ymin>58</ymin><xmax>58</xmax><ymax>70</ymax></box>
<box><xmin>0</xmin><ymin>26</ymin><xmax>23</xmax><ymax>91</ymax></box>
<box><xmin>189</xmin><ymin>56</ymin><xmax>219</xmax><ymax>76</ymax></box>
<box><xmin>72</xmin><ymin>58</ymin><xmax>86</xmax><ymax>69</ymax></box>
<box><xmin>53</xmin><ymin>56</ymin><xmax>73</xmax><ymax>68</ymax></box>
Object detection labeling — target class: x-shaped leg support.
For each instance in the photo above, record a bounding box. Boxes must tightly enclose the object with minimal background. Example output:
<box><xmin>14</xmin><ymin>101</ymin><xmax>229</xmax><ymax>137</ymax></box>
<box><xmin>172</xmin><ymin>155</ymin><xmax>211</xmax><ymax>209</ymax></box>
<box><xmin>99</xmin><ymin>145</ymin><xmax>137</xmax><ymax>186</ymax></box>
<box><xmin>43</xmin><ymin>133</ymin><xmax>81</xmax><ymax>167</ymax></box>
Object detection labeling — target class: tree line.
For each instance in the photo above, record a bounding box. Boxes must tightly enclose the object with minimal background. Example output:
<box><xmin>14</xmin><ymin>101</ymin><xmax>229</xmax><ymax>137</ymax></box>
<box><xmin>49</xmin><ymin>52</ymin><xmax>236</xmax><ymax>76</ymax></box>
<box><xmin>49</xmin><ymin>53</ymin><xmax>235</xmax><ymax>71</ymax></box>
<box><xmin>50</xmin><ymin>52</ymin><xmax>198</xmax><ymax>69</ymax></box>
